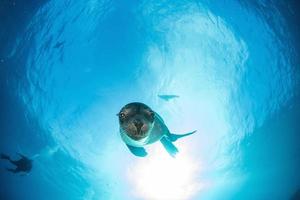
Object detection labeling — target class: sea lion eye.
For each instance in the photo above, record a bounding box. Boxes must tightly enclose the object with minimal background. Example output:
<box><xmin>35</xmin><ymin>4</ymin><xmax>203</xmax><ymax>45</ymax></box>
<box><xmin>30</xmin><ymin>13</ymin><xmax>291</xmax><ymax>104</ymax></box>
<box><xmin>119</xmin><ymin>112</ymin><xmax>125</xmax><ymax>119</ymax></box>
<box><xmin>148</xmin><ymin>111</ymin><xmax>155</xmax><ymax>119</ymax></box>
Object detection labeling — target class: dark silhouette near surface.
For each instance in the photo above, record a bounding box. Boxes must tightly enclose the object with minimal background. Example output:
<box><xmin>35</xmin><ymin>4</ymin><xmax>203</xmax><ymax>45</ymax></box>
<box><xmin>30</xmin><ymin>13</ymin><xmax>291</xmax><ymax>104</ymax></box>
<box><xmin>53</xmin><ymin>41</ymin><xmax>65</xmax><ymax>49</ymax></box>
<box><xmin>158</xmin><ymin>94</ymin><xmax>179</xmax><ymax>101</ymax></box>
<box><xmin>1</xmin><ymin>153</ymin><xmax>32</xmax><ymax>174</ymax></box>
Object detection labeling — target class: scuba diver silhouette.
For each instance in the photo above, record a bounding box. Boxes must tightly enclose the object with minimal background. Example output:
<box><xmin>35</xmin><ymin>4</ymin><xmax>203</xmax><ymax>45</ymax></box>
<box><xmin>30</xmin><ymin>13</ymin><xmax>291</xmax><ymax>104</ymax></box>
<box><xmin>1</xmin><ymin>153</ymin><xmax>33</xmax><ymax>174</ymax></box>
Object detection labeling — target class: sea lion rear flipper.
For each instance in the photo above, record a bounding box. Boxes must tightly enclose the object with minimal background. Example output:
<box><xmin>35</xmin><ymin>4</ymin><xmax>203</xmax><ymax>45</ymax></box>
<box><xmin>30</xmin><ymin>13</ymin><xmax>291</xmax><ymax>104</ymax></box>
<box><xmin>126</xmin><ymin>145</ymin><xmax>148</xmax><ymax>157</ymax></box>
<box><xmin>168</xmin><ymin>130</ymin><xmax>197</xmax><ymax>142</ymax></box>
<box><xmin>160</xmin><ymin>137</ymin><xmax>178</xmax><ymax>157</ymax></box>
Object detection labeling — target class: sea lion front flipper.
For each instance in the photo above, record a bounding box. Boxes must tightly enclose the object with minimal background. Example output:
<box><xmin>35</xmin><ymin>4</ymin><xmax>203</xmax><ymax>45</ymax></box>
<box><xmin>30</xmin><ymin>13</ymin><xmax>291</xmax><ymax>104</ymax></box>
<box><xmin>160</xmin><ymin>137</ymin><xmax>178</xmax><ymax>157</ymax></box>
<box><xmin>126</xmin><ymin>145</ymin><xmax>148</xmax><ymax>157</ymax></box>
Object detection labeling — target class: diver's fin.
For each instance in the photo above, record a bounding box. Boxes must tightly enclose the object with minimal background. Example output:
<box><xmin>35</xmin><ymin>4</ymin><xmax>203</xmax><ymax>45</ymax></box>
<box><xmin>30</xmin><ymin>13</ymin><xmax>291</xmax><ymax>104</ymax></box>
<box><xmin>17</xmin><ymin>153</ymin><xmax>27</xmax><ymax>159</ymax></box>
<box><xmin>0</xmin><ymin>153</ymin><xmax>10</xmax><ymax>160</ymax></box>
<box><xmin>6</xmin><ymin>168</ymin><xmax>19</xmax><ymax>173</ymax></box>
<box><xmin>160</xmin><ymin>136</ymin><xmax>178</xmax><ymax>157</ymax></box>
<box><xmin>126</xmin><ymin>145</ymin><xmax>148</xmax><ymax>157</ymax></box>
<box><xmin>168</xmin><ymin>130</ymin><xmax>196</xmax><ymax>142</ymax></box>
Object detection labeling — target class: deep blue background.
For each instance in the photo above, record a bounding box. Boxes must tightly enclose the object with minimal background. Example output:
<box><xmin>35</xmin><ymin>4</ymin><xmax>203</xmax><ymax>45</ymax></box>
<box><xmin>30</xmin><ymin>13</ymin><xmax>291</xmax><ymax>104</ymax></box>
<box><xmin>1</xmin><ymin>0</ymin><xmax>300</xmax><ymax>199</ymax></box>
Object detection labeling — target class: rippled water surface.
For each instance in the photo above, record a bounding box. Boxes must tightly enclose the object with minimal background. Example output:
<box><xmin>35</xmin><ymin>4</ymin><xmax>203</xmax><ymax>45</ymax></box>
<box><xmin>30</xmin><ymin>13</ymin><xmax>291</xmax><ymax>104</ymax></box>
<box><xmin>0</xmin><ymin>0</ymin><xmax>300</xmax><ymax>199</ymax></box>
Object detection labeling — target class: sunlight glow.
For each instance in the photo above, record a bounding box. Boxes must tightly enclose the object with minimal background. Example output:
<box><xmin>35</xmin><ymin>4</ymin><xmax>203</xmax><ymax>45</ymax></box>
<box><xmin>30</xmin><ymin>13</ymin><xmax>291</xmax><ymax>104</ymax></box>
<box><xmin>128</xmin><ymin>146</ymin><xmax>201</xmax><ymax>200</ymax></box>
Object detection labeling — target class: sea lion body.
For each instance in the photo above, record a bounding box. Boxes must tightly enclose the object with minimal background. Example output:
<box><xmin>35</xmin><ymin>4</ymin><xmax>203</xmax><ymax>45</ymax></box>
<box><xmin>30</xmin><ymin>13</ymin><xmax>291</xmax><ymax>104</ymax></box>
<box><xmin>118</xmin><ymin>102</ymin><xmax>196</xmax><ymax>157</ymax></box>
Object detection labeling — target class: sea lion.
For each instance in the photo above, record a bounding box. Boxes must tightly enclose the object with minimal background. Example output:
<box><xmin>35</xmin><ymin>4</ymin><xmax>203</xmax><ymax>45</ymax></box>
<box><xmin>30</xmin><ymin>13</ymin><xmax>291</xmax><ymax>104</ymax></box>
<box><xmin>117</xmin><ymin>102</ymin><xmax>196</xmax><ymax>157</ymax></box>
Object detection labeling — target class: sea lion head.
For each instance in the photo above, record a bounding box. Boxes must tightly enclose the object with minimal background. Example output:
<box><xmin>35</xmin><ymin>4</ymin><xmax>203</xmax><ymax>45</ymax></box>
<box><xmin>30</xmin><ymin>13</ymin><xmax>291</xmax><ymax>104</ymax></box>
<box><xmin>118</xmin><ymin>102</ymin><xmax>155</xmax><ymax>141</ymax></box>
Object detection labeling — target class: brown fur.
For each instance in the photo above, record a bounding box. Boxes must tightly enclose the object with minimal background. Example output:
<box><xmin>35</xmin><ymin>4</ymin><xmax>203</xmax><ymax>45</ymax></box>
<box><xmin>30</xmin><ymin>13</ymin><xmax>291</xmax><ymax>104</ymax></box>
<box><xmin>118</xmin><ymin>102</ymin><xmax>154</xmax><ymax>141</ymax></box>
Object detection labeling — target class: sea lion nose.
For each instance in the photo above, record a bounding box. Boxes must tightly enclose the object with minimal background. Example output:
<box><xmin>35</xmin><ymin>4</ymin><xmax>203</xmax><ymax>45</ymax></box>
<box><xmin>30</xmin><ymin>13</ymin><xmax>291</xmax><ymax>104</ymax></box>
<box><xmin>134</xmin><ymin>120</ymin><xmax>143</xmax><ymax>132</ymax></box>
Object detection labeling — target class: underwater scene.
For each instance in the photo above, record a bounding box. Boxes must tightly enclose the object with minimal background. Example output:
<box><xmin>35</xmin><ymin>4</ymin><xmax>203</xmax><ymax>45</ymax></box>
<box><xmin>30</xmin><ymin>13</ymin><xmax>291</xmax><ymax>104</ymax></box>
<box><xmin>0</xmin><ymin>0</ymin><xmax>300</xmax><ymax>199</ymax></box>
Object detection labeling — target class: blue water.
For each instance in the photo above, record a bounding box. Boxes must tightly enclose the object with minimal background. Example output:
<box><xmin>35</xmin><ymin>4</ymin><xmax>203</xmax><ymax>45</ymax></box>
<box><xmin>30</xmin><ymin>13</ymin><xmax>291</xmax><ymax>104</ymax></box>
<box><xmin>1</xmin><ymin>0</ymin><xmax>300</xmax><ymax>199</ymax></box>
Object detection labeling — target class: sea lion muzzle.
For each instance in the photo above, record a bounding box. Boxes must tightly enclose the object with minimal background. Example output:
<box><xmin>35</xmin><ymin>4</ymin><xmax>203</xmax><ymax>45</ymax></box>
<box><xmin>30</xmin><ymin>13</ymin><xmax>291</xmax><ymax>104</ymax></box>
<box><xmin>133</xmin><ymin>120</ymin><xmax>143</xmax><ymax>132</ymax></box>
